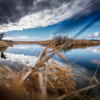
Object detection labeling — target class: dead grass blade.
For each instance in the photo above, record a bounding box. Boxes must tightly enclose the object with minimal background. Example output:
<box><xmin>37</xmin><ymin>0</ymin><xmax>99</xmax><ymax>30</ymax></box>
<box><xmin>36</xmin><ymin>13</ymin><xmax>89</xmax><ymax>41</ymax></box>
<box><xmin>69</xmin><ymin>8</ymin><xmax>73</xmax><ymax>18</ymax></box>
<box><xmin>57</xmin><ymin>51</ymin><xmax>71</xmax><ymax>67</ymax></box>
<box><xmin>58</xmin><ymin>84</ymin><xmax>98</xmax><ymax>100</ymax></box>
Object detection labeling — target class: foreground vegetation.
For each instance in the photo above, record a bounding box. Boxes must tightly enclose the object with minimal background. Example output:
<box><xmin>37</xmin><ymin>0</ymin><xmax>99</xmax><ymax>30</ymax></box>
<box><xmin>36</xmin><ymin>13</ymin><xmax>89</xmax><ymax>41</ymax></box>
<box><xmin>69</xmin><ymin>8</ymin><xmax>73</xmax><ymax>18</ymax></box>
<box><xmin>0</xmin><ymin>39</ymin><xmax>100</xmax><ymax>100</ymax></box>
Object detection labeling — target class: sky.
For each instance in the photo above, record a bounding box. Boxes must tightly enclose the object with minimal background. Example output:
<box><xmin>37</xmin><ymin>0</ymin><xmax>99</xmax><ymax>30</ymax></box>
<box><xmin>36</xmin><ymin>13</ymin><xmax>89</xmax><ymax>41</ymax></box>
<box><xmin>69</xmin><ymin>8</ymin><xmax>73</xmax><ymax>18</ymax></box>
<box><xmin>0</xmin><ymin>0</ymin><xmax>100</xmax><ymax>41</ymax></box>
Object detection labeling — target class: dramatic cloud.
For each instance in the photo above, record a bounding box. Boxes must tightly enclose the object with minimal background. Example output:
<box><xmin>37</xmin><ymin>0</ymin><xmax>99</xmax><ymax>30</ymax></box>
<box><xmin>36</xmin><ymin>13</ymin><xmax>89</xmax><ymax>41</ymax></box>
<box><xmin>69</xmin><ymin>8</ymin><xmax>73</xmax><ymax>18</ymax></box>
<box><xmin>0</xmin><ymin>0</ymin><xmax>100</xmax><ymax>32</ymax></box>
<box><xmin>85</xmin><ymin>31</ymin><xmax>100</xmax><ymax>38</ymax></box>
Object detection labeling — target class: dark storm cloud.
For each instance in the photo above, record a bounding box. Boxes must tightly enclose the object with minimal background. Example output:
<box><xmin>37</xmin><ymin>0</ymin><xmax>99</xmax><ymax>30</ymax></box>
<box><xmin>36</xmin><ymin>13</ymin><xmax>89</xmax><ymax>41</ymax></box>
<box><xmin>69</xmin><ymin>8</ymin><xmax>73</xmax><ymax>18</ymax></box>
<box><xmin>0</xmin><ymin>0</ymin><xmax>34</xmax><ymax>24</ymax></box>
<box><xmin>0</xmin><ymin>0</ymin><xmax>100</xmax><ymax>25</ymax></box>
<box><xmin>0</xmin><ymin>0</ymin><xmax>73</xmax><ymax>25</ymax></box>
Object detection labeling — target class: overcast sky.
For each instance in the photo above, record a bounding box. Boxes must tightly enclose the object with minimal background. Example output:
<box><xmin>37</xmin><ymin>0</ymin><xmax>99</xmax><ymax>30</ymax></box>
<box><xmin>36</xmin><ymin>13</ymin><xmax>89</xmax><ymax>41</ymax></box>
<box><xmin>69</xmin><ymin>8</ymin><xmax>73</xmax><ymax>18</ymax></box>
<box><xmin>0</xmin><ymin>0</ymin><xmax>100</xmax><ymax>41</ymax></box>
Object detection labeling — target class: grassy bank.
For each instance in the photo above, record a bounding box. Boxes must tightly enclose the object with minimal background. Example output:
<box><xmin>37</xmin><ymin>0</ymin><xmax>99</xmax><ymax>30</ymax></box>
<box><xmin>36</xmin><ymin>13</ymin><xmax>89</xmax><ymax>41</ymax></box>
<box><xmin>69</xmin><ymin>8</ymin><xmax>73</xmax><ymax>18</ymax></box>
<box><xmin>0</xmin><ymin>39</ymin><xmax>99</xmax><ymax>100</ymax></box>
<box><xmin>36</xmin><ymin>37</ymin><xmax>100</xmax><ymax>50</ymax></box>
<box><xmin>0</xmin><ymin>41</ymin><xmax>8</xmax><ymax>48</ymax></box>
<box><xmin>3</xmin><ymin>40</ymin><xmax>37</xmax><ymax>46</ymax></box>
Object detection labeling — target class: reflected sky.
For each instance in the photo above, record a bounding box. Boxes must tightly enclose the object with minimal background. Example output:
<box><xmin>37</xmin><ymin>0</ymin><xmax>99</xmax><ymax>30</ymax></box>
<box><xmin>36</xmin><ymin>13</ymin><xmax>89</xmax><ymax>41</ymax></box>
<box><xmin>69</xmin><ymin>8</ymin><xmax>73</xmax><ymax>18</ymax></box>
<box><xmin>53</xmin><ymin>45</ymin><xmax>100</xmax><ymax>77</ymax></box>
<box><xmin>86</xmin><ymin>46</ymin><xmax>100</xmax><ymax>54</ymax></box>
<box><xmin>5</xmin><ymin>44</ymin><xmax>45</xmax><ymax>56</ymax></box>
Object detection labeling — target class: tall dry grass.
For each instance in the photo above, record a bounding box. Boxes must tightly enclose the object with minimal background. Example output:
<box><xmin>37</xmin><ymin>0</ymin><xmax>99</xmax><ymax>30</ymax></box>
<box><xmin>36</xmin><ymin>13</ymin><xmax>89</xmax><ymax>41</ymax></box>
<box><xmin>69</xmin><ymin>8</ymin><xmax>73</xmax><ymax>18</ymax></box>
<box><xmin>0</xmin><ymin>39</ymin><xmax>100</xmax><ymax>100</ymax></box>
<box><xmin>0</xmin><ymin>41</ymin><xmax>8</xmax><ymax>48</ymax></box>
<box><xmin>37</xmin><ymin>37</ymin><xmax>100</xmax><ymax>50</ymax></box>
<box><xmin>0</xmin><ymin>47</ymin><xmax>8</xmax><ymax>52</ymax></box>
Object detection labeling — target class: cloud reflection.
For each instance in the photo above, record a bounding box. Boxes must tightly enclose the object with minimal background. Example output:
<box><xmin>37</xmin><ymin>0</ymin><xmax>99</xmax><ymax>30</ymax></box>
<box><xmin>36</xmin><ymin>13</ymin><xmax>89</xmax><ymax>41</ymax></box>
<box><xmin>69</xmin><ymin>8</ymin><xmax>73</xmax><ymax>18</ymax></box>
<box><xmin>0</xmin><ymin>53</ymin><xmax>39</xmax><ymax>68</ymax></box>
<box><xmin>0</xmin><ymin>52</ymin><xmax>99</xmax><ymax>87</ymax></box>
<box><xmin>8</xmin><ymin>45</ymin><xmax>45</xmax><ymax>50</ymax></box>
<box><xmin>0</xmin><ymin>52</ymin><xmax>96</xmax><ymax>77</ymax></box>
<box><xmin>90</xmin><ymin>59</ymin><xmax>100</xmax><ymax>64</ymax></box>
<box><xmin>86</xmin><ymin>46</ymin><xmax>100</xmax><ymax>53</ymax></box>
<box><xmin>0</xmin><ymin>53</ymin><xmax>66</xmax><ymax>70</ymax></box>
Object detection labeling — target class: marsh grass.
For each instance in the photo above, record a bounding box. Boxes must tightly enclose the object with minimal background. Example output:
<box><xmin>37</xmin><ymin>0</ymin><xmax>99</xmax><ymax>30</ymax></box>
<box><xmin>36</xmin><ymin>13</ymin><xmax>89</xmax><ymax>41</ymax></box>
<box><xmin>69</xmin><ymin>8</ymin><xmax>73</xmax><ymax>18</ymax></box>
<box><xmin>37</xmin><ymin>37</ymin><xmax>100</xmax><ymax>50</ymax></box>
<box><xmin>0</xmin><ymin>41</ymin><xmax>8</xmax><ymax>48</ymax></box>
<box><xmin>0</xmin><ymin>38</ymin><xmax>100</xmax><ymax>100</ymax></box>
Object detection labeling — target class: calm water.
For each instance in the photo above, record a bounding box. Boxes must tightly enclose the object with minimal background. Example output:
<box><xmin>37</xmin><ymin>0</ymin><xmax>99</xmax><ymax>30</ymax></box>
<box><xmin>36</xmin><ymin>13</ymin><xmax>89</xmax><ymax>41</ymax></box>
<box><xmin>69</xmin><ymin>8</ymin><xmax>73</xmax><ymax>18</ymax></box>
<box><xmin>0</xmin><ymin>44</ymin><xmax>100</xmax><ymax>88</ymax></box>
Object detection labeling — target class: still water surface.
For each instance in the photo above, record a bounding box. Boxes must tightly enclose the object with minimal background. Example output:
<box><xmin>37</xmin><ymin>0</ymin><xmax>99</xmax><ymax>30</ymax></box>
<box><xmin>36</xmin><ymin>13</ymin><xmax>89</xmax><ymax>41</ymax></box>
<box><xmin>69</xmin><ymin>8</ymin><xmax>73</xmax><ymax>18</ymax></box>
<box><xmin>0</xmin><ymin>44</ymin><xmax>100</xmax><ymax>88</ymax></box>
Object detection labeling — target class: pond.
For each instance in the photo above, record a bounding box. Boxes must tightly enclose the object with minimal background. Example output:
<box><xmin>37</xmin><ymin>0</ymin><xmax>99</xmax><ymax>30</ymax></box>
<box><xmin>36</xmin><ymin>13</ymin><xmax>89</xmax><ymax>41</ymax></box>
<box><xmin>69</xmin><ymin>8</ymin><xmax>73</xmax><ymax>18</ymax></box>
<box><xmin>0</xmin><ymin>44</ymin><xmax>100</xmax><ymax>88</ymax></box>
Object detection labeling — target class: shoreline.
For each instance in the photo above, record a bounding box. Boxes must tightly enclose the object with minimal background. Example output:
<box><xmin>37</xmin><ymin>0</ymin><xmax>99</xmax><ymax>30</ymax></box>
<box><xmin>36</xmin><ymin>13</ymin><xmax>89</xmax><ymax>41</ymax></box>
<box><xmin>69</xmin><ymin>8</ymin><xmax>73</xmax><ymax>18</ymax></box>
<box><xmin>1</xmin><ymin>39</ymin><xmax>100</xmax><ymax>50</ymax></box>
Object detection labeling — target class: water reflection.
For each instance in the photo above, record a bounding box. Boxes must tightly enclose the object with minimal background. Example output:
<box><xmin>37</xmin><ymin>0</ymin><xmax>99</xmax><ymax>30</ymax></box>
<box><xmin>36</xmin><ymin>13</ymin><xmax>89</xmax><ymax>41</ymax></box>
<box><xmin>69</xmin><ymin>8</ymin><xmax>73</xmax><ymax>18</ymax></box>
<box><xmin>87</xmin><ymin>46</ymin><xmax>100</xmax><ymax>53</ymax></box>
<box><xmin>0</xmin><ymin>44</ymin><xmax>100</xmax><ymax>88</ymax></box>
<box><xmin>0</xmin><ymin>47</ymin><xmax>8</xmax><ymax>59</ymax></box>
<box><xmin>1</xmin><ymin>52</ymin><xmax>7</xmax><ymax>59</ymax></box>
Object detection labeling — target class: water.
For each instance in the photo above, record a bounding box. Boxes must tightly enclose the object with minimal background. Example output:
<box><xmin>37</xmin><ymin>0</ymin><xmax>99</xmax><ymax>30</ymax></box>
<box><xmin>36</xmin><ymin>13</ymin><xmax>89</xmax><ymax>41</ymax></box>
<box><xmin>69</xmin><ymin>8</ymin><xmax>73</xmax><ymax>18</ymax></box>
<box><xmin>0</xmin><ymin>44</ymin><xmax>100</xmax><ymax>88</ymax></box>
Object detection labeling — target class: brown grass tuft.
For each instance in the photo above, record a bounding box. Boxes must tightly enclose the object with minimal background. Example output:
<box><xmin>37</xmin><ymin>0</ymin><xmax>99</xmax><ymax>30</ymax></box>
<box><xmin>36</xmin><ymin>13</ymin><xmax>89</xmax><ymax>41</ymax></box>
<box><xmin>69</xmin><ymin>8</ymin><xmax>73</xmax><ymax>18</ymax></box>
<box><xmin>0</xmin><ymin>41</ymin><xmax>8</xmax><ymax>48</ymax></box>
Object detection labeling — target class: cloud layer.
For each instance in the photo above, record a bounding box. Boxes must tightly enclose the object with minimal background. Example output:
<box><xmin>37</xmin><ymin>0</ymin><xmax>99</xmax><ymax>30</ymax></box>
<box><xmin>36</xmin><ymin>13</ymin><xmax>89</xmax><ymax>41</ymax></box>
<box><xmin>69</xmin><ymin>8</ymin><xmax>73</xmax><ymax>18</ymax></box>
<box><xmin>0</xmin><ymin>0</ymin><xmax>100</xmax><ymax>32</ymax></box>
<box><xmin>3</xmin><ymin>35</ymin><xmax>28</xmax><ymax>40</ymax></box>
<box><xmin>85</xmin><ymin>31</ymin><xmax>100</xmax><ymax>38</ymax></box>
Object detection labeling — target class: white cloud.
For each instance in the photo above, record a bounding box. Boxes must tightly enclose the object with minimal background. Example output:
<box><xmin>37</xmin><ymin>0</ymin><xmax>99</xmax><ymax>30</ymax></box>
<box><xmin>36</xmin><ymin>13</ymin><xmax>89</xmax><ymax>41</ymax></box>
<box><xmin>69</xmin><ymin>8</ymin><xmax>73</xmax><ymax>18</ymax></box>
<box><xmin>3</xmin><ymin>35</ymin><xmax>28</xmax><ymax>40</ymax></box>
<box><xmin>41</xmin><ymin>33</ymin><xmax>68</xmax><ymax>40</ymax></box>
<box><xmin>85</xmin><ymin>31</ymin><xmax>100</xmax><ymax>38</ymax></box>
<box><xmin>41</xmin><ymin>34</ymin><xmax>55</xmax><ymax>40</ymax></box>
<box><xmin>0</xmin><ymin>0</ymin><xmax>93</xmax><ymax>32</ymax></box>
<box><xmin>49</xmin><ymin>34</ymin><xmax>55</xmax><ymax>39</ymax></box>
<box><xmin>68</xmin><ymin>36</ymin><xmax>72</xmax><ymax>39</ymax></box>
<box><xmin>3</xmin><ymin>37</ymin><xmax>14</xmax><ymax>40</ymax></box>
